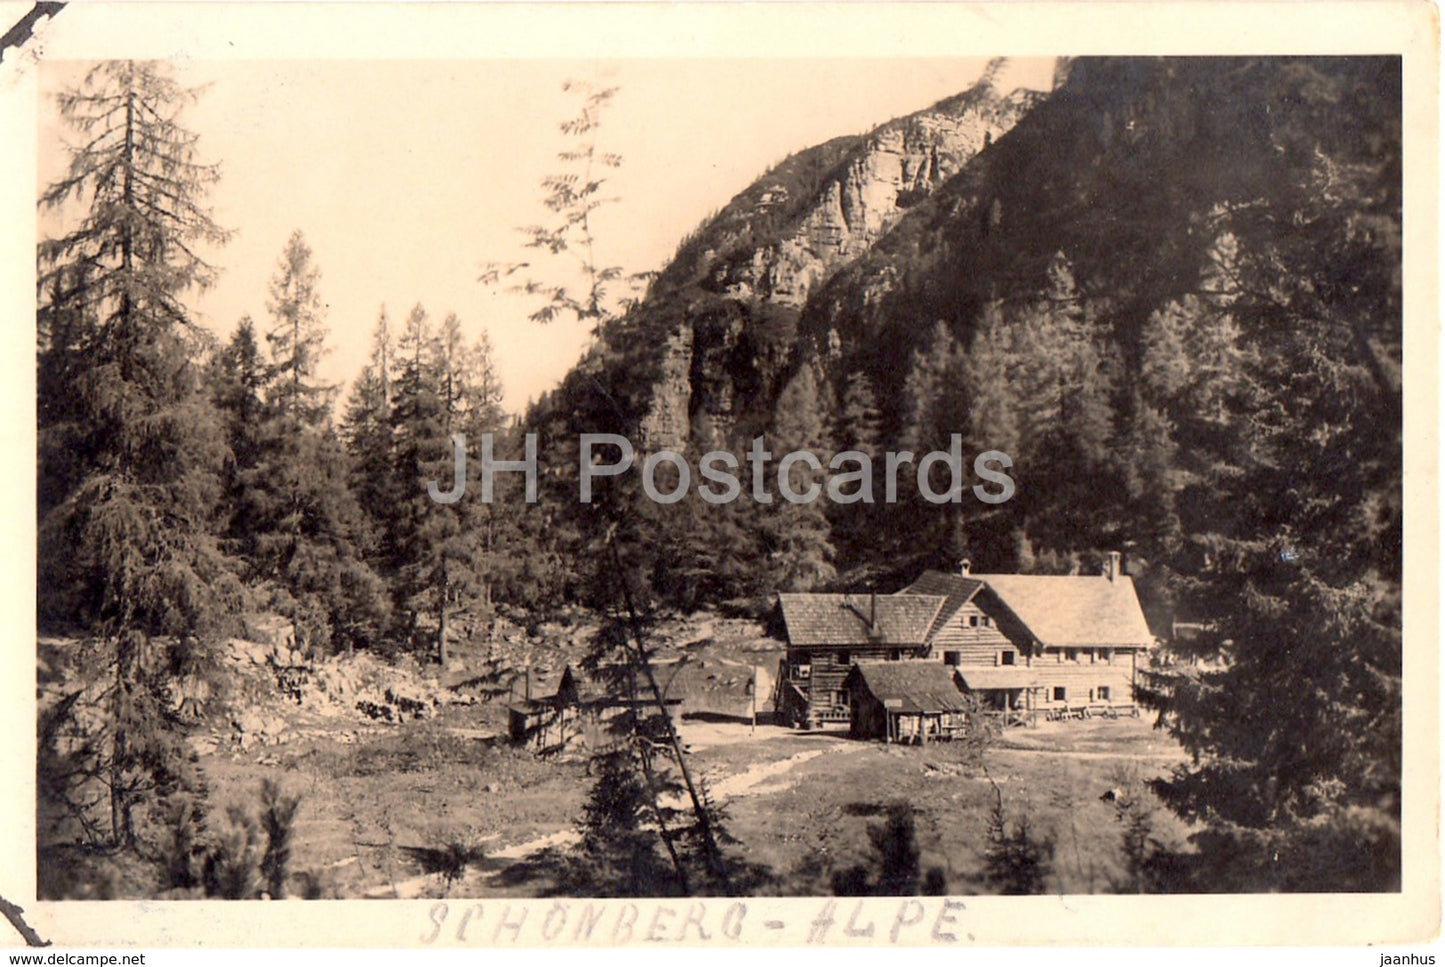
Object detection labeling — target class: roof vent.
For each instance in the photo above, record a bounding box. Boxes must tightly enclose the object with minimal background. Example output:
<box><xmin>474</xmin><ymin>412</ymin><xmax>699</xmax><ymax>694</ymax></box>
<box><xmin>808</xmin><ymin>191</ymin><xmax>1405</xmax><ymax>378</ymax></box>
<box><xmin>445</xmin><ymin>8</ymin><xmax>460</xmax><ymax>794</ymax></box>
<box><xmin>959</xmin><ymin>558</ymin><xmax>972</xmax><ymax>576</ymax></box>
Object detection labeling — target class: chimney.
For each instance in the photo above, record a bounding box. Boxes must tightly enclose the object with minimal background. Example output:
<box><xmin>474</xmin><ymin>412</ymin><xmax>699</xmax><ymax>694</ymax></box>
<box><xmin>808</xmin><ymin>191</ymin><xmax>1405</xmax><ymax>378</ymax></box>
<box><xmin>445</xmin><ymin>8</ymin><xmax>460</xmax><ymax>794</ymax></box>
<box><xmin>525</xmin><ymin>668</ymin><xmax>533</xmax><ymax>702</ymax></box>
<box><xmin>1105</xmin><ymin>551</ymin><xmax>1122</xmax><ymax>582</ymax></box>
<box><xmin>959</xmin><ymin>558</ymin><xmax>972</xmax><ymax>576</ymax></box>
<box><xmin>869</xmin><ymin>587</ymin><xmax>879</xmax><ymax>636</ymax></box>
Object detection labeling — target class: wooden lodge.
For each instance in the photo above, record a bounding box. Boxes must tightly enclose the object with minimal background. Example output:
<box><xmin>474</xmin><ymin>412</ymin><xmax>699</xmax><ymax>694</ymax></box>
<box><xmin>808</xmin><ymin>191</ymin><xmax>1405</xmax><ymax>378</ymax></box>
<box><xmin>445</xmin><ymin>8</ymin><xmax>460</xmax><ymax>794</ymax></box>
<box><xmin>774</xmin><ymin>553</ymin><xmax>1154</xmax><ymax>731</ymax></box>
<box><xmin>844</xmin><ymin>661</ymin><xmax>971</xmax><ymax>744</ymax></box>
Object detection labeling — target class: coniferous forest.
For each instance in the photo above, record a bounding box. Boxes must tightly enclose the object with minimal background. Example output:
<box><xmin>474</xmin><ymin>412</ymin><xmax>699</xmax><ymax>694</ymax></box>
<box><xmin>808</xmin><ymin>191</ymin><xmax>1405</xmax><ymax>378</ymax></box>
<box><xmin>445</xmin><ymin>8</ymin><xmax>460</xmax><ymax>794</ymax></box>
<box><xmin>35</xmin><ymin>56</ymin><xmax>1402</xmax><ymax>901</ymax></box>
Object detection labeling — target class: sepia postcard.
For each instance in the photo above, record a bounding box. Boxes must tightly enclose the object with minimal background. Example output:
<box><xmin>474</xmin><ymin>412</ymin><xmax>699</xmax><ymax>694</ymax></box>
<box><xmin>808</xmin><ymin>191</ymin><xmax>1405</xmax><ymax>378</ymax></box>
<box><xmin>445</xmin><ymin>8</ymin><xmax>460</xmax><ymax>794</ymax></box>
<box><xmin>0</xmin><ymin>0</ymin><xmax>1438</xmax><ymax>953</ymax></box>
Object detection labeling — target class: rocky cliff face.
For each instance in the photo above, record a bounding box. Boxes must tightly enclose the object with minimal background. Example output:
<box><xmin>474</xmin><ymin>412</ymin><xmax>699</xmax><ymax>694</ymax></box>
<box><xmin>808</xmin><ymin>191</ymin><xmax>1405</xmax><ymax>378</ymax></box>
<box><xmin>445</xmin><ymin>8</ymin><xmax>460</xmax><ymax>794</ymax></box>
<box><xmin>721</xmin><ymin>89</ymin><xmax>1039</xmax><ymax>308</ymax></box>
<box><xmin>635</xmin><ymin>73</ymin><xmax>1046</xmax><ymax>451</ymax></box>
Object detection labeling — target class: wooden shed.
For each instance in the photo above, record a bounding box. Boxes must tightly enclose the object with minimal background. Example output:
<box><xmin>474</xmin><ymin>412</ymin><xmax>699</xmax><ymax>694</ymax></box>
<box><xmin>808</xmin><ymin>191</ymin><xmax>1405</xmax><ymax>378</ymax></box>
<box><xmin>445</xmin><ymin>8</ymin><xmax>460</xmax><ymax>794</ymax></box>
<box><xmin>508</xmin><ymin>664</ymin><xmax>683</xmax><ymax>754</ymax></box>
<box><xmin>843</xmin><ymin>661</ymin><xmax>971</xmax><ymax>744</ymax></box>
<box><xmin>507</xmin><ymin>666</ymin><xmax>585</xmax><ymax>753</ymax></box>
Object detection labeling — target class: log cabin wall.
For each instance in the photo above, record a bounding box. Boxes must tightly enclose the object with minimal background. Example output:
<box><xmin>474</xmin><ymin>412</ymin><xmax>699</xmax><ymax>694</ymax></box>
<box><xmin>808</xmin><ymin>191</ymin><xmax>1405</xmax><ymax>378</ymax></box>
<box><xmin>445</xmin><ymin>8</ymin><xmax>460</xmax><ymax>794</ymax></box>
<box><xmin>792</xmin><ymin>643</ymin><xmax>902</xmax><ymax>716</ymax></box>
<box><xmin>1027</xmin><ymin>647</ymin><xmax>1142</xmax><ymax>704</ymax></box>
<box><xmin>930</xmin><ymin>600</ymin><xmax>1029</xmax><ymax>664</ymax></box>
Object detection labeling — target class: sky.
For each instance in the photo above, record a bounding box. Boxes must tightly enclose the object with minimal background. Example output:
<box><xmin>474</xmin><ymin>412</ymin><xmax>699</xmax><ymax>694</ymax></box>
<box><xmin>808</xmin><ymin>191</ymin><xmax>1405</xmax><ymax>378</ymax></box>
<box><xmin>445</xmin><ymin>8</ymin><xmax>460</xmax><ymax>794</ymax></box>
<box><xmin>38</xmin><ymin>57</ymin><xmax>1056</xmax><ymax>414</ymax></box>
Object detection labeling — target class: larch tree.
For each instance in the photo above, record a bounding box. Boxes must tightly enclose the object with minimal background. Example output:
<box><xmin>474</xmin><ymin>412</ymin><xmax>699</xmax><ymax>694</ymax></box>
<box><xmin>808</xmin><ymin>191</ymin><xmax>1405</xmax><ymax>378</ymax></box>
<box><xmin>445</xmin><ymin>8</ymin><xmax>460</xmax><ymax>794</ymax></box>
<box><xmin>36</xmin><ymin>60</ymin><xmax>241</xmax><ymax>848</ymax></box>
<box><xmin>341</xmin><ymin>307</ymin><xmax>401</xmax><ymax>551</ymax></box>
<box><xmin>264</xmin><ymin>230</ymin><xmax>335</xmax><ymax>424</ymax></box>
<box><xmin>388</xmin><ymin>303</ymin><xmax>447</xmax><ymax>650</ymax></box>
<box><xmin>229</xmin><ymin>232</ymin><xmax>385</xmax><ymax>653</ymax></box>
<box><xmin>461</xmin><ymin>328</ymin><xmax>516</xmax><ymax>616</ymax></box>
<box><xmin>764</xmin><ymin>364</ymin><xmax>836</xmax><ymax>592</ymax></box>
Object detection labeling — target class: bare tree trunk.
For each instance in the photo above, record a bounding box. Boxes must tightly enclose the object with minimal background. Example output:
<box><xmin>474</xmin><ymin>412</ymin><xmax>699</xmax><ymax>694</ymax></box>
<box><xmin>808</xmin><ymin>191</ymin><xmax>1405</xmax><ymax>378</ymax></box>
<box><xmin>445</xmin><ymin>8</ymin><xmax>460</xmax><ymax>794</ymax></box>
<box><xmin>438</xmin><ymin>558</ymin><xmax>449</xmax><ymax>666</ymax></box>
<box><xmin>607</xmin><ymin>537</ymin><xmax>727</xmax><ymax>885</ymax></box>
<box><xmin>624</xmin><ymin>667</ymin><xmax>688</xmax><ymax>893</ymax></box>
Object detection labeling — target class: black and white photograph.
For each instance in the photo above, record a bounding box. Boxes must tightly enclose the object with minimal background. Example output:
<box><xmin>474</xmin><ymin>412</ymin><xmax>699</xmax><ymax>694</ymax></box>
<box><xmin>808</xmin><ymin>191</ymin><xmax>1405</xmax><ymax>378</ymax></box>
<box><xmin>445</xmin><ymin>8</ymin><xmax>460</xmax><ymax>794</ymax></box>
<box><xmin>2</xmin><ymin>0</ymin><xmax>1438</xmax><ymax>952</ymax></box>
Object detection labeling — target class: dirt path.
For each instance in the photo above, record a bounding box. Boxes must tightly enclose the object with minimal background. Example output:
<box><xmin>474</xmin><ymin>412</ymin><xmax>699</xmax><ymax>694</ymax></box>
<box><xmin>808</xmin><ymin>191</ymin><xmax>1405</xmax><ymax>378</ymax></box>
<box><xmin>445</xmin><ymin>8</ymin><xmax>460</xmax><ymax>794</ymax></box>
<box><xmin>701</xmin><ymin>743</ymin><xmax>862</xmax><ymax>799</ymax></box>
<box><xmin>365</xmin><ymin>740</ymin><xmax>860</xmax><ymax>898</ymax></box>
<box><xmin>994</xmin><ymin>744</ymin><xmax>1187</xmax><ymax>762</ymax></box>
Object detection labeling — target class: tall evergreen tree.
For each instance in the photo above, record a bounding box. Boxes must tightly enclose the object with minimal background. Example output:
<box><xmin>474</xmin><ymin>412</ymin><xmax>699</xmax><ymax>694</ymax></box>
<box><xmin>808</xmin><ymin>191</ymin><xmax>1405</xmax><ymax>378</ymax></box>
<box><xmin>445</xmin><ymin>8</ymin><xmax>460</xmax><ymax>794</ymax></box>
<box><xmin>36</xmin><ymin>60</ymin><xmax>241</xmax><ymax>848</ymax></box>
<box><xmin>264</xmin><ymin>230</ymin><xmax>336</xmax><ymax>424</ymax></box>
<box><xmin>341</xmin><ymin>307</ymin><xmax>401</xmax><ymax>559</ymax></box>
<box><xmin>460</xmin><ymin>328</ymin><xmax>516</xmax><ymax>616</ymax></box>
<box><xmin>388</xmin><ymin>303</ymin><xmax>450</xmax><ymax>653</ymax></box>
<box><xmin>760</xmin><ymin>365</ymin><xmax>836</xmax><ymax>591</ymax></box>
<box><xmin>898</xmin><ymin>321</ymin><xmax>971</xmax><ymax>566</ymax></box>
<box><xmin>227</xmin><ymin>234</ymin><xmax>386</xmax><ymax>652</ymax></box>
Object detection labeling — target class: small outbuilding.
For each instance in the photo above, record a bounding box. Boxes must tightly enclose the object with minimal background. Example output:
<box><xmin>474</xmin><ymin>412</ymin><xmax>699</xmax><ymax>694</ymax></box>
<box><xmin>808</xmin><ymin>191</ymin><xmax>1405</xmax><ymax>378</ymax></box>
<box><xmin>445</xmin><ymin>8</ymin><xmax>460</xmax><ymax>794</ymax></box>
<box><xmin>843</xmin><ymin>661</ymin><xmax>972</xmax><ymax>744</ymax></box>
<box><xmin>508</xmin><ymin>666</ymin><xmax>586</xmax><ymax>753</ymax></box>
<box><xmin>508</xmin><ymin>664</ymin><xmax>683</xmax><ymax>754</ymax></box>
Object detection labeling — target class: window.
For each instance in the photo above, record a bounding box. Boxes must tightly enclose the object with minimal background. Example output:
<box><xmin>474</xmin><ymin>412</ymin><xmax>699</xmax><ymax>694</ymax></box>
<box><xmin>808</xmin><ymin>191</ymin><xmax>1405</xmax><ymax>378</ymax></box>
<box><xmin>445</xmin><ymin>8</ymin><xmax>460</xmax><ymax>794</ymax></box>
<box><xmin>833</xmin><ymin>690</ymin><xmax>848</xmax><ymax>706</ymax></box>
<box><xmin>835</xmin><ymin>651</ymin><xmax>851</xmax><ymax>665</ymax></box>
<box><xmin>1065</xmin><ymin>648</ymin><xmax>1078</xmax><ymax>662</ymax></box>
<box><xmin>1102</xmin><ymin>648</ymin><xmax>1113</xmax><ymax>664</ymax></box>
<box><xmin>944</xmin><ymin>651</ymin><xmax>961</xmax><ymax>667</ymax></box>
<box><xmin>982</xmin><ymin>616</ymin><xmax>993</xmax><ymax>627</ymax></box>
<box><xmin>1088</xmin><ymin>648</ymin><xmax>1097</xmax><ymax>663</ymax></box>
<box><xmin>969</xmin><ymin>615</ymin><xmax>979</xmax><ymax>627</ymax></box>
<box><xmin>1097</xmin><ymin>685</ymin><xmax>1111</xmax><ymax>701</ymax></box>
<box><xmin>1000</xmin><ymin>651</ymin><xmax>1016</xmax><ymax>666</ymax></box>
<box><xmin>1052</xmin><ymin>686</ymin><xmax>1067</xmax><ymax>702</ymax></box>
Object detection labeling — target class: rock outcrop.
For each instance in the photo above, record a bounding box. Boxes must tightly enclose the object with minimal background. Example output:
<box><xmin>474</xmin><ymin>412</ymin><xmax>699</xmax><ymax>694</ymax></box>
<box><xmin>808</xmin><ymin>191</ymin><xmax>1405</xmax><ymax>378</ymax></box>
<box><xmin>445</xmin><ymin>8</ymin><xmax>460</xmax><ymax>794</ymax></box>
<box><xmin>632</xmin><ymin>71</ymin><xmax>1045</xmax><ymax>450</ymax></box>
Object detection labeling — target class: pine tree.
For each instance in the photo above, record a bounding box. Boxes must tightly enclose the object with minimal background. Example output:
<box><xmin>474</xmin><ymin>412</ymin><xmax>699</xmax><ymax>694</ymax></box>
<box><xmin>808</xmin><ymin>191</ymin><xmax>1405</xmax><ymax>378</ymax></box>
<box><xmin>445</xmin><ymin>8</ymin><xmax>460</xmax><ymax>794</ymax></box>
<box><xmin>460</xmin><ymin>328</ymin><xmax>516</xmax><ymax>617</ymax></box>
<box><xmin>211</xmin><ymin>317</ymin><xmax>268</xmax><ymax>553</ymax></box>
<box><xmin>37</xmin><ymin>60</ymin><xmax>241</xmax><ymax>848</ymax></box>
<box><xmin>825</xmin><ymin>371</ymin><xmax>887</xmax><ymax>575</ymax></box>
<box><xmin>264</xmin><ymin>230</ymin><xmax>336</xmax><ymax>424</ymax></box>
<box><xmin>898</xmin><ymin>321</ymin><xmax>971</xmax><ymax>566</ymax></box>
<box><xmin>341</xmin><ymin>307</ymin><xmax>402</xmax><ymax>562</ymax></box>
<box><xmin>388</xmin><ymin>303</ymin><xmax>444</xmax><ymax>648</ymax></box>
<box><xmin>961</xmin><ymin>302</ymin><xmax>1021</xmax><ymax>459</ymax></box>
<box><xmin>901</xmin><ymin>320</ymin><xmax>966</xmax><ymax>454</ymax></box>
<box><xmin>228</xmin><ymin>234</ymin><xmax>386</xmax><ymax>653</ymax></box>
<box><xmin>833</xmin><ymin>371</ymin><xmax>883</xmax><ymax>460</ymax></box>
<box><xmin>763</xmin><ymin>365</ymin><xmax>835</xmax><ymax>591</ymax></box>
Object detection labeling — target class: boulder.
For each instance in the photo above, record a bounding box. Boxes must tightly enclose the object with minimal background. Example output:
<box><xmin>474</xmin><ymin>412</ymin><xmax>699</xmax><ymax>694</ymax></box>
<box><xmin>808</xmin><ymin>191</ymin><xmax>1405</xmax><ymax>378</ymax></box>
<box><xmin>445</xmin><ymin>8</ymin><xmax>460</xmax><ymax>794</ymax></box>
<box><xmin>225</xmin><ymin>638</ymin><xmax>271</xmax><ymax>665</ymax></box>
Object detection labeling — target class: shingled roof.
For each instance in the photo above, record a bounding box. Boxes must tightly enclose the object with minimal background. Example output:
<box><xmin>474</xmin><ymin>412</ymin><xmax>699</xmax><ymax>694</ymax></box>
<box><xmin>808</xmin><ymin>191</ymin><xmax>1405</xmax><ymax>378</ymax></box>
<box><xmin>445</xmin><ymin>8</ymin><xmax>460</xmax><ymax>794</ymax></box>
<box><xmin>899</xmin><ymin>570</ymin><xmax>985</xmax><ymax>639</ymax></box>
<box><xmin>973</xmin><ymin>574</ymin><xmax>1154</xmax><ymax>648</ymax></box>
<box><xmin>778</xmin><ymin>593</ymin><xmax>945</xmax><ymax>647</ymax></box>
<box><xmin>955</xmin><ymin>667</ymin><xmax>1042</xmax><ymax>691</ymax></box>
<box><xmin>846</xmin><ymin>661</ymin><xmax>970</xmax><ymax>713</ymax></box>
